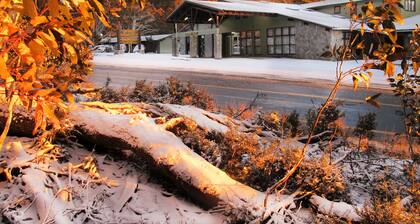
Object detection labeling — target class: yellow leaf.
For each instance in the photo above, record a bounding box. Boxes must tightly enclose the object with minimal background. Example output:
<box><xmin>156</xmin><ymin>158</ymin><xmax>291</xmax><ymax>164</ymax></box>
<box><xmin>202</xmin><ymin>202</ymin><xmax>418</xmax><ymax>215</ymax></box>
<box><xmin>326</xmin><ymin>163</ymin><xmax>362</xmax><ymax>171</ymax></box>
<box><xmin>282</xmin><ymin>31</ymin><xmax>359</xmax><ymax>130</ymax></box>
<box><xmin>44</xmin><ymin>103</ymin><xmax>60</xmax><ymax>129</ymax></box>
<box><xmin>30</xmin><ymin>16</ymin><xmax>48</xmax><ymax>26</ymax></box>
<box><xmin>34</xmin><ymin>88</ymin><xmax>56</xmax><ymax>97</ymax></box>
<box><xmin>390</xmin><ymin>5</ymin><xmax>404</xmax><ymax>25</ymax></box>
<box><xmin>365</xmin><ymin>93</ymin><xmax>381</xmax><ymax>108</ymax></box>
<box><xmin>37</xmin><ymin>31</ymin><xmax>58</xmax><ymax>49</ymax></box>
<box><xmin>360</xmin><ymin>73</ymin><xmax>370</xmax><ymax>88</ymax></box>
<box><xmin>16</xmin><ymin>42</ymin><xmax>34</xmax><ymax>64</ymax></box>
<box><xmin>0</xmin><ymin>56</ymin><xmax>9</xmax><ymax>80</ymax></box>
<box><xmin>28</xmin><ymin>38</ymin><xmax>46</xmax><ymax>62</ymax></box>
<box><xmin>22</xmin><ymin>0</ymin><xmax>38</xmax><ymax>18</ymax></box>
<box><xmin>22</xmin><ymin>63</ymin><xmax>37</xmax><ymax>80</ymax></box>
<box><xmin>395</xmin><ymin>74</ymin><xmax>404</xmax><ymax>81</ymax></box>
<box><xmin>413</xmin><ymin>61</ymin><xmax>418</xmax><ymax>75</ymax></box>
<box><xmin>386</xmin><ymin>61</ymin><xmax>396</xmax><ymax>77</ymax></box>
<box><xmin>384</xmin><ymin>28</ymin><xmax>397</xmax><ymax>43</ymax></box>
<box><xmin>63</xmin><ymin>43</ymin><xmax>78</xmax><ymax>64</ymax></box>
<box><xmin>65</xmin><ymin>92</ymin><xmax>75</xmax><ymax>104</ymax></box>
<box><xmin>16</xmin><ymin>41</ymin><xmax>31</xmax><ymax>56</ymax></box>
<box><xmin>74</xmin><ymin>30</ymin><xmax>93</xmax><ymax>45</ymax></box>
<box><xmin>48</xmin><ymin>0</ymin><xmax>60</xmax><ymax>17</ymax></box>
<box><xmin>353</xmin><ymin>78</ymin><xmax>358</xmax><ymax>91</ymax></box>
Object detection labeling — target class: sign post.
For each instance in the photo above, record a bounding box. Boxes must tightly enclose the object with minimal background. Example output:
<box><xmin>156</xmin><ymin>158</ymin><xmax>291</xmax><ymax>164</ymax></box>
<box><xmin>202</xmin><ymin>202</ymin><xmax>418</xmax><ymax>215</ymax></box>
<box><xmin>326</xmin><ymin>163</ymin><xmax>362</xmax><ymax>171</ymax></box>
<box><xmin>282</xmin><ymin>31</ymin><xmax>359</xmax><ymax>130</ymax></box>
<box><xmin>118</xmin><ymin>29</ymin><xmax>140</xmax><ymax>53</ymax></box>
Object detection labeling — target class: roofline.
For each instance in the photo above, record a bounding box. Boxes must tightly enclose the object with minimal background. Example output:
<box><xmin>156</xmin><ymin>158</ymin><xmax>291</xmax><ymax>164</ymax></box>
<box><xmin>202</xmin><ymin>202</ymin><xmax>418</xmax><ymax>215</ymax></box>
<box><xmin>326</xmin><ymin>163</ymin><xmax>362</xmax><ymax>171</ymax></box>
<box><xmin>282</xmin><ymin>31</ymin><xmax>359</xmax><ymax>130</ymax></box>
<box><xmin>167</xmin><ymin>0</ymin><xmax>219</xmax><ymax>23</ymax></box>
<box><xmin>166</xmin><ymin>0</ymin><xmax>354</xmax><ymax>29</ymax></box>
<box><xmin>167</xmin><ymin>0</ymin><xmax>278</xmax><ymax>23</ymax></box>
<box><xmin>301</xmin><ymin>0</ymin><xmax>364</xmax><ymax>9</ymax></box>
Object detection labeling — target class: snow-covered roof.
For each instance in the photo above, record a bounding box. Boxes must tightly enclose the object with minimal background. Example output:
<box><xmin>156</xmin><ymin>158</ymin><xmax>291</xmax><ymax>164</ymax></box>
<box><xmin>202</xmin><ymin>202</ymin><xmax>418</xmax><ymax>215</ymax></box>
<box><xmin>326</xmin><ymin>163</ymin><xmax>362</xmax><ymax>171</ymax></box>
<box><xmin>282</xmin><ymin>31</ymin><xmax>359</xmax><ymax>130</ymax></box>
<box><xmin>301</xmin><ymin>0</ymin><xmax>365</xmax><ymax>9</ymax></box>
<box><xmin>141</xmin><ymin>34</ymin><xmax>172</xmax><ymax>42</ymax></box>
<box><xmin>100</xmin><ymin>34</ymin><xmax>172</xmax><ymax>44</ymax></box>
<box><xmin>171</xmin><ymin>0</ymin><xmax>351</xmax><ymax>30</ymax></box>
<box><xmin>170</xmin><ymin>0</ymin><xmax>418</xmax><ymax>31</ymax></box>
<box><xmin>100</xmin><ymin>37</ymin><xmax>117</xmax><ymax>44</ymax></box>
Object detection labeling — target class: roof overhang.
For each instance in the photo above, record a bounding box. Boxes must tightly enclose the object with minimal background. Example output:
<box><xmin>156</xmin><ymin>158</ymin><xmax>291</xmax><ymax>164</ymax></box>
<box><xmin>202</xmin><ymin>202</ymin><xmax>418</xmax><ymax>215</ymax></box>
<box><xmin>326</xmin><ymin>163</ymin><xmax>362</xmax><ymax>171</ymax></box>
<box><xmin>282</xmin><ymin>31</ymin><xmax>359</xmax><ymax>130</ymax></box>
<box><xmin>167</xmin><ymin>0</ymin><xmax>277</xmax><ymax>24</ymax></box>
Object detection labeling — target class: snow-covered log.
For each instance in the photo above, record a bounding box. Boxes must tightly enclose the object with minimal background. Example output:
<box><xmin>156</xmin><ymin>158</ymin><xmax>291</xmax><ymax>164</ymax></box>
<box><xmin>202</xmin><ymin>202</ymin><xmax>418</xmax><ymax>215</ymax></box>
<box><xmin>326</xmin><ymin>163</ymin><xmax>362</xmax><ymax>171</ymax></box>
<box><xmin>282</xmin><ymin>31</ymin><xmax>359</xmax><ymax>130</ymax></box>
<box><xmin>310</xmin><ymin>195</ymin><xmax>361</xmax><ymax>221</ymax></box>
<box><xmin>68</xmin><ymin>102</ymin><xmax>293</xmax><ymax>220</ymax></box>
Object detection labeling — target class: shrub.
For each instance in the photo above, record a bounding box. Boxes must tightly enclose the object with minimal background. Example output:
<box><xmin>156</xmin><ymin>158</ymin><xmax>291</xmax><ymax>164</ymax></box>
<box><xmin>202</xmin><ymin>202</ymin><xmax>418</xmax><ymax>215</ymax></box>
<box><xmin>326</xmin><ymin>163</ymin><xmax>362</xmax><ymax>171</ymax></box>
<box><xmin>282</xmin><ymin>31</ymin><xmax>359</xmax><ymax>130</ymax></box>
<box><xmin>95</xmin><ymin>77</ymin><xmax>215</xmax><ymax>110</ymax></box>
<box><xmin>354</xmin><ymin>113</ymin><xmax>377</xmax><ymax>140</ymax></box>
<box><xmin>306</xmin><ymin>104</ymin><xmax>344</xmax><ymax>135</ymax></box>
<box><xmin>360</xmin><ymin>198</ymin><xmax>418</xmax><ymax>224</ymax></box>
<box><xmin>255</xmin><ymin>110</ymin><xmax>301</xmax><ymax>138</ymax></box>
<box><xmin>129</xmin><ymin>80</ymin><xmax>155</xmax><ymax>103</ymax></box>
<box><xmin>97</xmin><ymin>86</ymin><xmax>130</xmax><ymax>103</ymax></box>
<box><xmin>166</xmin><ymin>120</ymin><xmax>346</xmax><ymax>200</ymax></box>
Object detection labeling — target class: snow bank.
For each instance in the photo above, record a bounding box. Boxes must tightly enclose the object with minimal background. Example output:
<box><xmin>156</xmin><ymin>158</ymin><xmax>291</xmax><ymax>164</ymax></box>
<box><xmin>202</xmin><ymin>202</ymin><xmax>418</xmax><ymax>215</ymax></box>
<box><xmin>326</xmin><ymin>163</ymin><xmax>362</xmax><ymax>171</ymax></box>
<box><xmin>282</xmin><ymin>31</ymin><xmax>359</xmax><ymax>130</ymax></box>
<box><xmin>71</xmin><ymin>105</ymin><xmax>261</xmax><ymax>205</ymax></box>
<box><xmin>159</xmin><ymin>104</ymin><xmax>231</xmax><ymax>133</ymax></box>
<box><xmin>94</xmin><ymin>53</ymin><xmax>396</xmax><ymax>88</ymax></box>
<box><xmin>0</xmin><ymin>137</ymin><xmax>223</xmax><ymax>223</ymax></box>
<box><xmin>69</xmin><ymin>103</ymin><xmax>299</xmax><ymax>220</ymax></box>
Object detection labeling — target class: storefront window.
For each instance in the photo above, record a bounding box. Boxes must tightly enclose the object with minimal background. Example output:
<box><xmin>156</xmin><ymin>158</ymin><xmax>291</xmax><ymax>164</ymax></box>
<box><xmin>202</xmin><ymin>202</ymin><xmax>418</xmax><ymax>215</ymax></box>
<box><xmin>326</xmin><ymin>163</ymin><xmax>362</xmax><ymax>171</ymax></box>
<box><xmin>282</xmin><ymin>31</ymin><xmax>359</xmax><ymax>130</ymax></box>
<box><xmin>240</xmin><ymin>30</ymin><xmax>261</xmax><ymax>56</ymax></box>
<box><xmin>404</xmin><ymin>0</ymin><xmax>416</xmax><ymax>11</ymax></box>
<box><xmin>267</xmin><ymin>26</ymin><xmax>296</xmax><ymax>56</ymax></box>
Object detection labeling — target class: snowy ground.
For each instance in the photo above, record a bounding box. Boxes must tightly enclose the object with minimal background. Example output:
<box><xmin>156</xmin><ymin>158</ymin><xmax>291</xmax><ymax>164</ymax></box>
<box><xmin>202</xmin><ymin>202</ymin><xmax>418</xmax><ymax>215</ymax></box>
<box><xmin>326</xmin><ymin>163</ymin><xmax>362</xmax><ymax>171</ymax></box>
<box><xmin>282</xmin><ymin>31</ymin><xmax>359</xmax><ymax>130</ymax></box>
<box><xmin>94</xmin><ymin>53</ymin><xmax>396</xmax><ymax>88</ymax></box>
<box><xmin>1</xmin><ymin>102</ymin><xmax>416</xmax><ymax>223</ymax></box>
<box><xmin>0</xmin><ymin>137</ymin><xmax>223</xmax><ymax>224</ymax></box>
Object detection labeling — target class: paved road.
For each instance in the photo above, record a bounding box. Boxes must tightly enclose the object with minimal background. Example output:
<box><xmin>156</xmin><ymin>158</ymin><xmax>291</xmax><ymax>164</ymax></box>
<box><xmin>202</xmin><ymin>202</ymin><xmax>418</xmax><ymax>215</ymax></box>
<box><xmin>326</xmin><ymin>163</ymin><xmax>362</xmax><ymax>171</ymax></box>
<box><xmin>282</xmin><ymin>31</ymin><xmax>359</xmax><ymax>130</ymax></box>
<box><xmin>91</xmin><ymin>65</ymin><xmax>405</xmax><ymax>133</ymax></box>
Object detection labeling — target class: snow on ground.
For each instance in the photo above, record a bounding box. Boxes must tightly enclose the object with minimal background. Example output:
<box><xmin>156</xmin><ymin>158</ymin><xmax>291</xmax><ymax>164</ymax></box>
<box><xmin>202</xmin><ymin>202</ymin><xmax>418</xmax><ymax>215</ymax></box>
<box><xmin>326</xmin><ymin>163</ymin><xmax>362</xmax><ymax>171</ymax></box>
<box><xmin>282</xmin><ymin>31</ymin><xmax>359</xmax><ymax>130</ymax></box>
<box><xmin>94</xmin><ymin>53</ymin><xmax>398</xmax><ymax>88</ymax></box>
<box><xmin>70</xmin><ymin>104</ymin><xmax>273</xmax><ymax>208</ymax></box>
<box><xmin>159</xmin><ymin>104</ymin><xmax>231</xmax><ymax>133</ymax></box>
<box><xmin>0</xmin><ymin>137</ymin><xmax>223</xmax><ymax>224</ymax></box>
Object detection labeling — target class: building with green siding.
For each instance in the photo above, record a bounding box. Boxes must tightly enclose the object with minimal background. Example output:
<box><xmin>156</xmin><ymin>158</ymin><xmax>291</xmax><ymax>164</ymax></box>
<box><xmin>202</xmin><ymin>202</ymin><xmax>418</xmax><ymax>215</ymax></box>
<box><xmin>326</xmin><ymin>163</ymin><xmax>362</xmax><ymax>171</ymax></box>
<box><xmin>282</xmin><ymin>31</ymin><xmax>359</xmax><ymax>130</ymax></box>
<box><xmin>167</xmin><ymin>0</ymin><xmax>419</xmax><ymax>59</ymax></box>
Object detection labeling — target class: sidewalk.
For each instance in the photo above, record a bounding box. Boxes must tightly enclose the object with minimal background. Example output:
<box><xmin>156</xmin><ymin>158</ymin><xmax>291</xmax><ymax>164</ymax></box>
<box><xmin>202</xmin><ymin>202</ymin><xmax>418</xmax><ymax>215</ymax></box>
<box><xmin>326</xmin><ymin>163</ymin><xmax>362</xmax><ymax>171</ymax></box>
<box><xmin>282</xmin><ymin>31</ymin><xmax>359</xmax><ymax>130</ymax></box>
<box><xmin>94</xmin><ymin>53</ymin><xmax>395</xmax><ymax>89</ymax></box>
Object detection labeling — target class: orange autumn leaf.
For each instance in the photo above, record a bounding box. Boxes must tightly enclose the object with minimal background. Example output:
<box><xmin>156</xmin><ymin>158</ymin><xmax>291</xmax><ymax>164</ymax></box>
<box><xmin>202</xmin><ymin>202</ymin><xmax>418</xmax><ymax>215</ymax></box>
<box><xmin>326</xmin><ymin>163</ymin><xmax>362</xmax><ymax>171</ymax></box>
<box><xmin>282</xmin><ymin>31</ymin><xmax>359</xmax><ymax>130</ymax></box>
<box><xmin>0</xmin><ymin>56</ymin><xmax>9</xmax><ymax>80</ymax></box>
<box><xmin>63</xmin><ymin>43</ymin><xmax>78</xmax><ymax>64</ymax></box>
<box><xmin>22</xmin><ymin>0</ymin><xmax>38</xmax><ymax>18</ymax></box>
<box><xmin>386</xmin><ymin>61</ymin><xmax>396</xmax><ymax>77</ymax></box>
<box><xmin>30</xmin><ymin>16</ymin><xmax>49</xmax><ymax>26</ymax></box>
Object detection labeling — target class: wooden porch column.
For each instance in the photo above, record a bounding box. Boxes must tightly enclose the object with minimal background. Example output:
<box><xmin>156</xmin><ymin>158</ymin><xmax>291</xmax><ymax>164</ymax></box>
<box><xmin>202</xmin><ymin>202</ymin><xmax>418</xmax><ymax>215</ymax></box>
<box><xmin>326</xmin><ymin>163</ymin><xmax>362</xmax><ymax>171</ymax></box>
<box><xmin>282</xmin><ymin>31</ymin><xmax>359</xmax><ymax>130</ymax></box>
<box><xmin>214</xmin><ymin>15</ymin><xmax>222</xmax><ymax>59</ymax></box>
<box><xmin>172</xmin><ymin>23</ymin><xmax>179</xmax><ymax>57</ymax></box>
<box><xmin>190</xmin><ymin>32</ymin><xmax>198</xmax><ymax>58</ymax></box>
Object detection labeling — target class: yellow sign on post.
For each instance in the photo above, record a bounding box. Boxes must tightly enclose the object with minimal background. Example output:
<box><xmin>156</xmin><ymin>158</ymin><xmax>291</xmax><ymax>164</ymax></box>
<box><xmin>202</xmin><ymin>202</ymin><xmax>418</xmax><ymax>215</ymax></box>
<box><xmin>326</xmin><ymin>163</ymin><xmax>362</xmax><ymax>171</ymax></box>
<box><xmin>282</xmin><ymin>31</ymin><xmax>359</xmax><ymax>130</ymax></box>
<box><xmin>119</xmin><ymin>29</ymin><xmax>139</xmax><ymax>44</ymax></box>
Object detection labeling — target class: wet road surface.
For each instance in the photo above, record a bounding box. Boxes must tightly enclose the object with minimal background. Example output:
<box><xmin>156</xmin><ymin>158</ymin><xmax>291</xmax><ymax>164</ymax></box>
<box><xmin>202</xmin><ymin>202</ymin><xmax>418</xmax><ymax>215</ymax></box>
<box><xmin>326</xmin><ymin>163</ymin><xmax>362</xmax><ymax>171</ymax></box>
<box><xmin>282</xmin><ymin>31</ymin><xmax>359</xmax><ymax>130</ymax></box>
<box><xmin>91</xmin><ymin>65</ymin><xmax>405</xmax><ymax>133</ymax></box>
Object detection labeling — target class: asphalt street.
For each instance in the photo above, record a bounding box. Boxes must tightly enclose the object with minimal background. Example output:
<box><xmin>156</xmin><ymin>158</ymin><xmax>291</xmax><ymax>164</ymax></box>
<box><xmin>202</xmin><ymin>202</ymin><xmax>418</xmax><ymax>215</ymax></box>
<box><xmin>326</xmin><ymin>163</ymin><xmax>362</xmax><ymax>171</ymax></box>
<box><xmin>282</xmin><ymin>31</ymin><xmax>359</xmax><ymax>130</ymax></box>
<box><xmin>91</xmin><ymin>65</ymin><xmax>405</xmax><ymax>134</ymax></box>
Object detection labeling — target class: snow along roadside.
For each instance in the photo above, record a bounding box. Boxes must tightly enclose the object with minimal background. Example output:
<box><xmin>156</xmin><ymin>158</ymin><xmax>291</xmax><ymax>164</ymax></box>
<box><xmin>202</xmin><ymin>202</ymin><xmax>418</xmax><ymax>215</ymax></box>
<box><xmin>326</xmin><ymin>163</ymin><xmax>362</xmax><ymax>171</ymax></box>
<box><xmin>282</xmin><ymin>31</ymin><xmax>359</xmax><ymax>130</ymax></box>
<box><xmin>93</xmin><ymin>53</ymin><xmax>397</xmax><ymax>89</ymax></box>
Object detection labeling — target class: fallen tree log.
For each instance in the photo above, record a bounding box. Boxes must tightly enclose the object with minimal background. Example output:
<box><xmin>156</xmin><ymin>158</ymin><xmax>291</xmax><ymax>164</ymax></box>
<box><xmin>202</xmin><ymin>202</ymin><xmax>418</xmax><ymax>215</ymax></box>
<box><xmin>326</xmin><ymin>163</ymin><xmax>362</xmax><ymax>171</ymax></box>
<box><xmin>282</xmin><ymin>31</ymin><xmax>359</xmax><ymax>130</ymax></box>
<box><xmin>68</xmin><ymin>102</ymin><xmax>297</xmax><ymax>221</ymax></box>
<box><xmin>0</xmin><ymin>105</ymin><xmax>35</xmax><ymax>137</ymax></box>
<box><xmin>0</xmin><ymin>102</ymin><xmax>362</xmax><ymax>222</ymax></box>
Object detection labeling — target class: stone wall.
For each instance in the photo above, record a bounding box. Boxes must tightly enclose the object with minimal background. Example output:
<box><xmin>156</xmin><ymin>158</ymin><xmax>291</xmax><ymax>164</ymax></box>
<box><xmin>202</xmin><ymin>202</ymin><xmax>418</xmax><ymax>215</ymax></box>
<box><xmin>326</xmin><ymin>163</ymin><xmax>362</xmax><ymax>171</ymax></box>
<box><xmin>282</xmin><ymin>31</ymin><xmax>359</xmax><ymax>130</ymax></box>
<box><xmin>295</xmin><ymin>21</ymin><xmax>334</xmax><ymax>59</ymax></box>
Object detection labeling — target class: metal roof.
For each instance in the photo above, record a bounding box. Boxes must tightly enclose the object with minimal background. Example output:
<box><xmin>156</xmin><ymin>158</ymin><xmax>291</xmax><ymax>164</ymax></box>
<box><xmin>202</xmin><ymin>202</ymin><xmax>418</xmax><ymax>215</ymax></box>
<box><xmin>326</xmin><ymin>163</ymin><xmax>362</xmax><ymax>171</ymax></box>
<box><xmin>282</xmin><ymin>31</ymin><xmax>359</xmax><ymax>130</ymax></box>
<box><xmin>301</xmin><ymin>0</ymin><xmax>365</xmax><ymax>9</ymax></box>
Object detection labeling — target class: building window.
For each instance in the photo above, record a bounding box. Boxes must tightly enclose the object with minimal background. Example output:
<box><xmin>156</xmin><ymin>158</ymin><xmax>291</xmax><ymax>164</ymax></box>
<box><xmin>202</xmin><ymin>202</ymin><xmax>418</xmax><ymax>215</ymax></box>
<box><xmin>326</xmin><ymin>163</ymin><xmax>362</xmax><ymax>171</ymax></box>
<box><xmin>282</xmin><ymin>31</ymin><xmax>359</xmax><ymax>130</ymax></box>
<box><xmin>404</xmin><ymin>0</ymin><xmax>416</xmax><ymax>11</ymax></box>
<box><xmin>343</xmin><ymin>32</ymin><xmax>352</xmax><ymax>42</ymax></box>
<box><xmin>351</xmin><ymin>3</ymin><xmax>358</xmax><ymax>14</ymax></box>
<box><xmin>240</xmin><ymin>30</ymin><xmax>261</xmax><ymax>56</ymax></box>
<box><xmin>334</xmin><ymin>6</ymin><xmax>341</xmax><ymax>14</ymax></box>
<box><xmin>267</xmin><ymin>26</ymin><xmax>296</xmax><ymax>56</ymax></box>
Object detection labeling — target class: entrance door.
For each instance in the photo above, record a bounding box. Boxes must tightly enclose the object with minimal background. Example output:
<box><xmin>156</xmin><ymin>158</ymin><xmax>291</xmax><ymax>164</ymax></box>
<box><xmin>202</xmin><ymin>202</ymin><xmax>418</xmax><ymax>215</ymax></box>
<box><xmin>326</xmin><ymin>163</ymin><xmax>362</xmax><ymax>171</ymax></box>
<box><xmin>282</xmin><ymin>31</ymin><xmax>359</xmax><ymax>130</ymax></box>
<box><xmin>231</xmin><ymin>32</ymin><xmax>240</xmax><ymax>56</ymax></box>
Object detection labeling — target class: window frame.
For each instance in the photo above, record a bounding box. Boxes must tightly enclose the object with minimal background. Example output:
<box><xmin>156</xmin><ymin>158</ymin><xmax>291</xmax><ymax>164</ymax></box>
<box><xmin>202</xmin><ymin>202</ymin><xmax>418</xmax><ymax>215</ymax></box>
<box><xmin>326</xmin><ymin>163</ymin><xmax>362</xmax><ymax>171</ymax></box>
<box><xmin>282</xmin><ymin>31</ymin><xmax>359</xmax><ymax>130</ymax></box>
<box><xmin>239</xmin><ymin>30</ymin><xmax>261</xmax><ymax>56</ymax></box>
<box><xmin>404</xmin><ymin>0</ymin><xmax>416</xmax><ymax>11</ymax></box>
<box><xmin>334</xmin><ymin>5</ymin><xmax>341</xmax><ymax>14</ymax></box>
<box><xmin>267</xmin><ymin>26</ymin><xmax>296</xmax><ymax>56</ymax></box>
